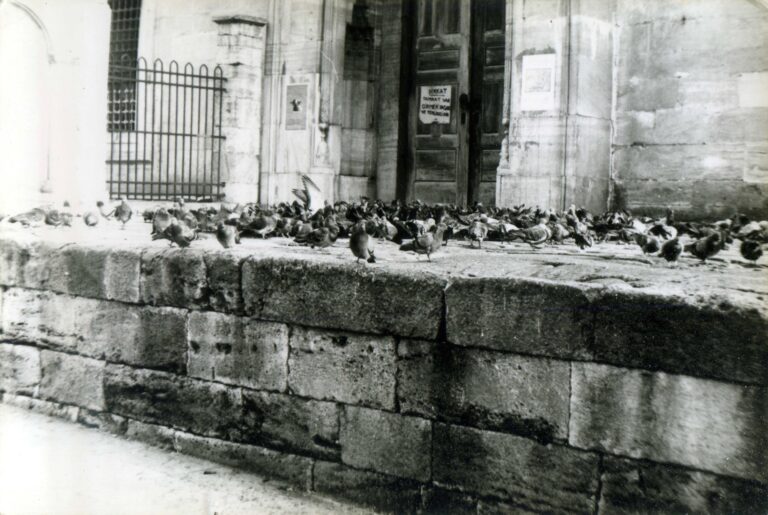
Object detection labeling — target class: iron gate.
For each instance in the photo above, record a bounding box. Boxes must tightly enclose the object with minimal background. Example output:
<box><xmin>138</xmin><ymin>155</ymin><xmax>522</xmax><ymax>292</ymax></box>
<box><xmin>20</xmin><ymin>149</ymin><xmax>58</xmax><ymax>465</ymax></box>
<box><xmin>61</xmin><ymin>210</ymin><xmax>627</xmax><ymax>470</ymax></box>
<box><xmin>107</xmin><ymin>57</ymin><xmax>226</xmax><ymax>201</ymax></box>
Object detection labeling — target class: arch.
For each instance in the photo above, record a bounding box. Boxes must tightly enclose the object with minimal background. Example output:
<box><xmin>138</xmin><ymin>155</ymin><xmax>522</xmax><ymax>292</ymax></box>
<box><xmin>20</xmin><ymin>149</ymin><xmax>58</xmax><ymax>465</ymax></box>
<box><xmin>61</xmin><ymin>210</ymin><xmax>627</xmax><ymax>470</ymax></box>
<box><xmin>0</xmin><ymin>0</ymin><xmax>55</xmax><ymax>63</ymax></box>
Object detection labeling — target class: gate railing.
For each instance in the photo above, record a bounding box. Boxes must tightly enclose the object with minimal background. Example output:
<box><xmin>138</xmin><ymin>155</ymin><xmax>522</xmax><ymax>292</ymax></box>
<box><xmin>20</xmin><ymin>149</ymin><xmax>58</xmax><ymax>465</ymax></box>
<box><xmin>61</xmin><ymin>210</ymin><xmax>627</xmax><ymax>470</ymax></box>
<box><xmin>107</xmin><ymin>57</ymin><xmax>226</xmax><ymax>201</ymax></box>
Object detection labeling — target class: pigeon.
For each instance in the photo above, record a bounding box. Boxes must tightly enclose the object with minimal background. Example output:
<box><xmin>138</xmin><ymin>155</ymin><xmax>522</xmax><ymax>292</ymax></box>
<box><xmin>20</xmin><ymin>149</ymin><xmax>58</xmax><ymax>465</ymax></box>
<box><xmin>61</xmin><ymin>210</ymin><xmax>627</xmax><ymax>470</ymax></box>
<box><xmin>216</xmin><ymin>221</ymin><xmax>240</xmax><ymax>249</ymax></box>
<box><xmin>306</xmin><ymin>227</ymin><xmax>333</xmax><ymax>249</ymax></box>
<box><xmin>157</xmin><ymin>220</ymin><xmax>197</xmax><ymax>248</ymax></box>
<box><xmin>97</xmin><ymin>201</ymin><xmax>113</xmax><ymax>219</ymax></box>
<box><xmin>83</xmin><ymin>210</ymin><xmax>100</xmax><ymax>227</ymax></box>
<box><xmin>684</xmin><ymin>232</ymin><xmax>724</xmax><ymax>262</ymax></box>
<box><xmin>44</xmin><ymin>209</ymin><xmax>66</xmax><ymax>227</ymax></box>
<box><xmin>114</xmin><ymin>197</ymin><xmax>133</xmax><ymax>229</ymax></box>
<box><xmin>468</xmin><ymin>220</ymin><xmax>488</xmax><ymax>248</ymax></box>
<box><xmin>9</xmin><ymin>207</ymin><xmax>46</xmax><ymax>226</ymax></box>
<box><xmin>350</xmin><ymin>222</ymin><xmax>376</xmax><ymax>264</ymax></box>
<box><xmin>151</xmin><ymin>207</ymin><xmax>173</xmax><ymax>236</ymax></box>
<box><xmin>506</xmin><ymin>223</ymin><xmax>551</xmax><ymax>247</ymax></box>
<box><xmin>399</xmin><ymin>224</ymin><xmax>447</xmax><ymax>261</ymax></box>
<box><xmin>659</xmin><ymin>238</ymin><xmax>683</xmax><ymax>264</ymax></box>
<box><xmin>740</xmin><ymin>239</ymin><xmax>763</xmax><ymax>264</ymax></box>
<box><xmin>574</xmin><ymin>231</ymin><xmax>594</xmax><ymax>250</ymax></box>
<box><xmin>249</xmin><ymin>212</ymin><xmax>277</xmax><ymax>238</ymax></box>
<box><xmin>634</xmin><ymin>233</ymin><xmax>661</xmax><ymax>255</ymax></box>
<box><xmin>292</xmin><ymin>174</ymin><xmax>325</xmax><ymax>215</ymax></box>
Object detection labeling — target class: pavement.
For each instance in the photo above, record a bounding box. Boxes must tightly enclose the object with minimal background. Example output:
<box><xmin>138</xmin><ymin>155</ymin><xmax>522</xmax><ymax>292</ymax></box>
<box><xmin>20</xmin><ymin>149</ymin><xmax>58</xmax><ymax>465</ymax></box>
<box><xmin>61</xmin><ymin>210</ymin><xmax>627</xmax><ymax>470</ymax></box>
<box><xmin>0</xmin><ymin>403</ymin><xmax>371</xmax><ymax>515</ymax></box>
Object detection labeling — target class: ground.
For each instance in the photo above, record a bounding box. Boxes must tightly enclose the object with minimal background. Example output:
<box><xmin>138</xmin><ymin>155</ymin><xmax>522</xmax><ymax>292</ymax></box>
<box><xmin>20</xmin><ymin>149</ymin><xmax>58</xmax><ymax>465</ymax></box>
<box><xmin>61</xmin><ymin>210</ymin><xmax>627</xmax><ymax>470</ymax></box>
<box><xmin>0</xmin><ymin>403</ymin><xmax>370</xmax><ymax>515</ymax></box>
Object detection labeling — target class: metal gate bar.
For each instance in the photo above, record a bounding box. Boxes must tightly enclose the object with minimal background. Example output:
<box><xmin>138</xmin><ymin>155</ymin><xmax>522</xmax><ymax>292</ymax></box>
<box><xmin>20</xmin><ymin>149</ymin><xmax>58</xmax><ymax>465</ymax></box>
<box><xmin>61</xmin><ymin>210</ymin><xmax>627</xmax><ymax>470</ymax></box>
<box><xmin>107</xmin><ymin>57</ymin><xmax>226</xmax><ymax>201</ymax></box>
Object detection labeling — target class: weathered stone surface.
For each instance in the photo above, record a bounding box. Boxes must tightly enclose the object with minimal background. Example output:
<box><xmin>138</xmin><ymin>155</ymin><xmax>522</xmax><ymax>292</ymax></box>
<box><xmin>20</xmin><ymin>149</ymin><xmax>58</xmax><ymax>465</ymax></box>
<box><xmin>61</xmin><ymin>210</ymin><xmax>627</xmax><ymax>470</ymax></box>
<box><xmin>188</xmin><ymin>312</ymin><xmax>288</xmax><ymax>391</ymax></box>
<box><xmin>590</xmin><ymin>290</ymin><xmax>768</xmax><ymax>385</ymax></box>
<box><xmin>140</xmin><ymin>248</ymin><xmax>208</xmax><ymax>309</ymax></box>
<box><xmin>242</xmin><ymin>258</ymin><xmax>445</xmax><ymax>339</ymax></box>
<box><xmin>340</xmin><ymin>406</ymin><xmax>431</xmax><ymax>482</ymax></box>
<box><xmin>125</xmin><ymin>419</ymin><xmax>178</xmax><ymax>450</ymax></box>
<box><xmin>1</xmin><ymin>392</ymin><xmax>79</xmax><ymax>422</ymax></box>
<box><xmin>1</xmin><ymin>289</ymin><xmax>188</xmax><ymax>372</ymax></box>
<box><xmin>0</xmin><ymin>240</ymin><xmax>140</xmax><ymax>302</ymax></box>
<box><xmin>0</xmin><ymin>343</ymin><xmax>40</xmax><ymax>396</ymax></box>
<box><xmin>397</xmin><ymin>341</ymin><xmax>570</xmax><ymax>442</ymax></box>
<box><xmin>173</xmin><ymin>430</ymin><xmax>313</xmax><ymax>489</ymax></box>
<box><xmin>104</xmin><ymin>364</ymin><xmax>242</xmax><ymax>440</ymax></box>
<box><xmin>48</xmin><ymin>245</ymin><xmax>141</xmax><ymax>303</ymax></box>
<box><xmin>240</xmin><ymin>390</ymin><xmax>340</xmax><ymax>460</ymax></box>
<box><xmin>569</xmin><ymin>362</ymin><xmax>768</xmax><ymax>482</ymax></box>
<box><xmin>76</xmin><ymin>408</ymin><xmax>128</xmax><ymax>436</ymax></box>
<box><xmin>288</xmin><ymin>327</ymin><xmax>397</xmax><ymax>409</ymax></box>
<box><xmin>445</xmin><ymin>277</ymin><xmax>594</xmax><ymax>359</ymax></box>
<box><xmin>204</xmin><ymin>251</ymin><xmax>245</xmax><ymax>314</ymax></box>
<box><xmin>432</xmin><ymin>423</ymin><xmax>600</xmax><ymax>514</ymax></box>
<box><xmin>422</xmin><ymin>487</ymin><xmax>478</xmax><ymax>514</ymax></box>
<box><xmin>598</xmin><ymin>456</ymin><xmax>768</xmax><ymax>514</ymax></box>
<box><xmin>312</xmin><ymin>461</ymin><xmax>423</xmax><ymax>513</ymax></box>
<box><xmin>39</xmin><ymin>351</ymin><xmax>106</xmax><ymax>411</ymax></box>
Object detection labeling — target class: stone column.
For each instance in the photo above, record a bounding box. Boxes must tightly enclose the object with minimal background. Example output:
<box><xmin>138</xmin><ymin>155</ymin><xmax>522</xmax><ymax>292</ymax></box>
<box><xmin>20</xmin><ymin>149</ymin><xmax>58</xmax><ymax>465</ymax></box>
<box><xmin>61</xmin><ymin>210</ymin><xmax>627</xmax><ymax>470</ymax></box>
<box><xmin>306</xmin><ymin>0</ymin><xmax>353</xmax><ymax>205</ymax></box>
<box><xmin>215</xmin><ymin>15</ymin><xmax>267</xmax><ymax>204</ymax></box>
<box><xmin>496</xmin><ymin>0</ymin><xmax>615</xmax><ymax>213</ymax></box>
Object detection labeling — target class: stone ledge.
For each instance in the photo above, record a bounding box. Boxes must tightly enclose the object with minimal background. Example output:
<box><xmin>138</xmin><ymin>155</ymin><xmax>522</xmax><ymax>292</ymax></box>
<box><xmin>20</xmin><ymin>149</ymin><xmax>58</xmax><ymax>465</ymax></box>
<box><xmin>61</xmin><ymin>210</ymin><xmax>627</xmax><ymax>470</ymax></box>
<box><xmin>0</xmin><ymin>229</ymin><xmax>766</xmax><ymax>388</ymax></box>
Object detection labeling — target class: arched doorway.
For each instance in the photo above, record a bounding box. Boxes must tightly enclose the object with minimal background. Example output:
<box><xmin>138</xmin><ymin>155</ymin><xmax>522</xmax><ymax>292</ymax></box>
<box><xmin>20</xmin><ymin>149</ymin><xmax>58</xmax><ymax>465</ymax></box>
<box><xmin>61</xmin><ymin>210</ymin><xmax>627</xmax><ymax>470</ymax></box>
<box><xmin>0</xmin><ymin>1</ymin><xmax>52</xmax><ymax>214</ymax></box>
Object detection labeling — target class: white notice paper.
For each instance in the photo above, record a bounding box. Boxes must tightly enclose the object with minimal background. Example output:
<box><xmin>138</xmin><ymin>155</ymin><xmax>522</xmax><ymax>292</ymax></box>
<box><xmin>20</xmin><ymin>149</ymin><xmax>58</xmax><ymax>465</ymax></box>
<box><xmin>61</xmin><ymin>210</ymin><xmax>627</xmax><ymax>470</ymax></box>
<box><xmin>521</xmin><ymin>54</ymin><xmax>556</xmax><ymax>111</ymax></box>
<box><xmin>419</xmin><ymin>85</ymin><xmax>452</xmax><ymax>124</ymax></box>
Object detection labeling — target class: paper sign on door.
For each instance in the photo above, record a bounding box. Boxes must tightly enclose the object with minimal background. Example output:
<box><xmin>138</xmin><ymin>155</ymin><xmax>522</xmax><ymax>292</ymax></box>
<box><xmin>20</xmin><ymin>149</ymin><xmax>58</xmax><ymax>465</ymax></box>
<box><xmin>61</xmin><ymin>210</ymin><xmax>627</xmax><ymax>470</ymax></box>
<box><xmin>419</xmin><ymin>85</ymin><xmax>452</xmax><ymax>124</ymax></box>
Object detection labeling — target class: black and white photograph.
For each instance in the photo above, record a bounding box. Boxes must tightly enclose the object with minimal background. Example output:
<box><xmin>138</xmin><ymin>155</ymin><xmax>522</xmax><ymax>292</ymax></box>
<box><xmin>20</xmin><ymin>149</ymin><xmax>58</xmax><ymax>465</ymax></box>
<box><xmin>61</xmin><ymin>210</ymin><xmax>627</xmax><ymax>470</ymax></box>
<box><xmin>0</xmin><ymin>0</ymin><xmax>767</xmax><ymax>513</ymax></box>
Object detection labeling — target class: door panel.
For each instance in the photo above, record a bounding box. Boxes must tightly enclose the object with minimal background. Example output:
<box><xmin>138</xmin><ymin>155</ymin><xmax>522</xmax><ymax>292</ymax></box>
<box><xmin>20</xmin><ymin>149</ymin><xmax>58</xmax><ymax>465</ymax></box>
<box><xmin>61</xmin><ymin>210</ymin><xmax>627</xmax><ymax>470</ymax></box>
<box><xmin>405</xmin><ymin>0</ymin><xmax>505</xmax><ymax>207</ymax></box>
<box><xmin>408</xmin><ymin>0</ymin><xmax>470</xmax><ymax>205</ymax></box>
<box><xmin>469</xmin><ymin>0</ymin><xmax>506</xmax><ymax>206</ymax></box>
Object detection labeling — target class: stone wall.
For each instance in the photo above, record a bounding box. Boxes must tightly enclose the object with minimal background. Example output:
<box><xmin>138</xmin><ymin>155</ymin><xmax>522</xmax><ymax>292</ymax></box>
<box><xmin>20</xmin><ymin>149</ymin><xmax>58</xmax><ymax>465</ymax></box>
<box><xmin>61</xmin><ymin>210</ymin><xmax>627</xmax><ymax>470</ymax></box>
<box><xmin>612</xmin><ymin>0</ymin><xmax>768</xmax><ymax>218</ymax></box>
<box><xmin>1</xmin><ymin>236</ymin><xmax>767</xmax><ymax>513</ymax></box>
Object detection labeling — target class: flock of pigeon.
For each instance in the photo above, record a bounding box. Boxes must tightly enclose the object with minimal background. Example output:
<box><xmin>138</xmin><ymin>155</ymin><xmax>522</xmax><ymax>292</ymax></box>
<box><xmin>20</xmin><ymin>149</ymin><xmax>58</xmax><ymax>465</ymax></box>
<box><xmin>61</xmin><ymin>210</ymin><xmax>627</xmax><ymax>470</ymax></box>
<box><xmin>3</xmin><ymin>175</ymin><xmax>767</xmax><ymax>267</ymax></box>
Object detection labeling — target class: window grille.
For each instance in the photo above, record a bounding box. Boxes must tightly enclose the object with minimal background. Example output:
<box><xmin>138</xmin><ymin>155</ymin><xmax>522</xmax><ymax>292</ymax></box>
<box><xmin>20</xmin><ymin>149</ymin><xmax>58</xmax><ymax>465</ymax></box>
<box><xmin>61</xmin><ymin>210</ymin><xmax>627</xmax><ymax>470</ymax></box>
<box><xmin>107</xmin><ymin>0</ymin><xmax>142</xmax><ymax>132</ymax></box>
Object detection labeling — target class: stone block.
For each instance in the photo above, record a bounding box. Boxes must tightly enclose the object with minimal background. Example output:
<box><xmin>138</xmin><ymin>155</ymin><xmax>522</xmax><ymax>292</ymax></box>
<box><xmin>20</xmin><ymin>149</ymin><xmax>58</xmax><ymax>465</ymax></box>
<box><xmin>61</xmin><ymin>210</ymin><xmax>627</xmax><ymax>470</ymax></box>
<box><xmin>104</xmin><ymin>364</ymin><xmax>243</xmax><ymax>440</ymax></box>
<box><xmin>173</xmin><ymin>430</ymin><xmax>313</xmax><ymax>489</ymax></box>
<box><xmin>1</xmin><ymin>392</ymin><xmax>79</xmax><ymax>422</ymax></box>
<box><xmin>47</xmin><ymin>245</ymin><xmax>141</xmax><ymax>303</ymax></box>
<box><xmin>76</xmin><ymin>408</ymin><xmax>128</xmax><ymax>436</ymax></box>
<box><xmin>0</xmin><ymin>237</ymin><xmax>29</xmax><ymax>286</ymax></box>
<box><xmin>590</xmin><ymin>290</ymin><xmax>768</xmax><ymax>385</ymax></box>
<box><xmin>204</xmin><ymin>251</ymin><xmax>245</xmax><ymax>313</ymax></box>
<box><xmin>598</xmin><ymin>457</ymin><xmax>768</xmax><ymax>514</ymax></box>
<box><xmin>569</xmin><ymin>362</ymin><xmax>768</xmax><ymax>482</ymax></box>
<box><xmin>188</xmin><ymin>312</ymin><xmax>288</xmax><ymax>391</ymax></box>
<box><xmin>432</xmin><ymin>423</ymin><xmax>600</xmax><ymax>514</ymax></box>
<box><xmin>288</xmin><ymin>327</ymin><xmax>397</xmax><ymax>410</ymax></box>
<box><xmin>445</xmin><ymin>277</ymin><xmax>594</xmax><ymax>359</ymax></box>
<box><xmin>39</xmin><ymin>350</ymin><xmax>105</xmax><ymax>411</ymax></box>
<box><xmin>340</xmin><ymin>406</ymin><xmax>431</xmax><ymax>482</ymax></box>
<box><xmin>422</xmin><ymin>487</ymin><xmax>478</xmax><ymax>514</ymax></box>
<box><xmin>240</xmin><ymin>390</ymin><xmax>340</xmax><ymax>460</ymax></box>
<box><xmin>397</xmin><ymin>342</ymin><xmax>570</xmax><ymax>442</ymax></box>
<box><xmin>141</xmin><ymin>248</ymin><xmax>208</xmax><ymax>309</ymax></box>
<box><xmin>125</xmin><ymin>419</ymin><xmax>178</xmax><ymax>450</ymax></box>
<box><xmin>312</xmin><ymin>461</ymin><xmax>423</xmax><ymax>513</ymax></box>
<box><xmin>1</xmin><ymin>289</ymin><xmax>188</xmax><ymax>372</ymax></box>
<box><xmin>0</xmin><ymin>343</ymin><xmax>40</xmax><ymax>396</ymax></box>
<box><xmin>242</xmin><ymin>258</ymin><xmax>446</xmax><ymax>340</ymax></box>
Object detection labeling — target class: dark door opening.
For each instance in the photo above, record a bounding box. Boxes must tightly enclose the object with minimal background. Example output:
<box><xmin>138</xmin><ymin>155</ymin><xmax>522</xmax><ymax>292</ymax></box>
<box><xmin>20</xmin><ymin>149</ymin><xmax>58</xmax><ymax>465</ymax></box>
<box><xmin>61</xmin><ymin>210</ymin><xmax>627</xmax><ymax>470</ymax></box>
<box><xmin>401</xmin><ymin>0</ymin><xmax>505</xmax><ymax>207</ymax></box>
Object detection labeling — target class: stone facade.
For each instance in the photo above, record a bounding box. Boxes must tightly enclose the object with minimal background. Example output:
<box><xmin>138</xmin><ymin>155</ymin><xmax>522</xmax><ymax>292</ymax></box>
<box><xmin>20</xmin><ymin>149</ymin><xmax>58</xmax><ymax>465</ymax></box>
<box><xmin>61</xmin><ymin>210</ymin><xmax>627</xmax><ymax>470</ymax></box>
<box><xmin>1</xmin><ymin>0</ymin><xmax>765</xmax><ymax>214</ymax></box>
<box><xmin>1</xmin><ymin>233</ymin><xmax>766</xmax><ymax>512</ymax></box>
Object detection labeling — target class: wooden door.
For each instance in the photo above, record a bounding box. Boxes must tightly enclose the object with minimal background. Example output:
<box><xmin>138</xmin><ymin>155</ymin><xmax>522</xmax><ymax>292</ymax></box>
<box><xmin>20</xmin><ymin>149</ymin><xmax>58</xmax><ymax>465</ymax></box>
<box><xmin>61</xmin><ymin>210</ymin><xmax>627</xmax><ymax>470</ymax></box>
<box><xmin>469</xmin><ymin>0</ymin><xmax>506</xmax><ymax>206</ymax></box>
<box><xmin>407</xmin><ymin>0</ymin><xmax>471</xmax><ymax>205</ymax></box>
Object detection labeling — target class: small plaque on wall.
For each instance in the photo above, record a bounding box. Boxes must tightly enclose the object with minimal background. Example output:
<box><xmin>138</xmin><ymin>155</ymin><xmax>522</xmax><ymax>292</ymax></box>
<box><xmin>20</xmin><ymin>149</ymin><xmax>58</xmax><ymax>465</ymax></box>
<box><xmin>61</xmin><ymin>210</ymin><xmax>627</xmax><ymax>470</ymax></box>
<box><xmin>286</xmin><ymin>84</ymin><xmax>308</xmax><ymax>130</ymax></box>
<box><xmin>521</xmin><ymin>54</ymin><xmax>556</xmax><ymax>111</ymax></box>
